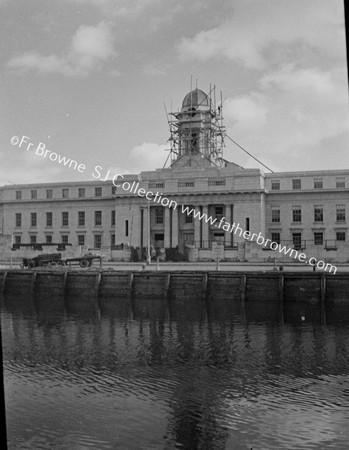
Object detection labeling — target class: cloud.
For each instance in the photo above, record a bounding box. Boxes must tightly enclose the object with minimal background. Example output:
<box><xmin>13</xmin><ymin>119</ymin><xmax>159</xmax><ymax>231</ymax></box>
<box><xmin>7</xmin><ymin>22</ymin><xmax>116</xmax><ymax>77</ymax></box>
<box><xmin>224</xmin><ymin>65</ymin><xmax>349</xmax><ymax>170</ymax></box>
<box><xmin>128</xmin><ymin>142</ymin><xmax>170</xmax><ymax>172</ymax></box>
<box><xmin>177</xmin><ymin>0</ymin><xmax>345</xmax><ymax>68</ymax></box>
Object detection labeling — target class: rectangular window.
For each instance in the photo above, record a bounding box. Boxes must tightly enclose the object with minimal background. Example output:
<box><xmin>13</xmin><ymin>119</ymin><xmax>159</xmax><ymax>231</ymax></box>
<box><xmin>46</xmin><ymin>189</ymin><xmax>53</xmax><ymax>199</ymax></box>
<box><xmin>336</xmin><ymin>205</ymin><xmax>346</xmax><ymax>222</ymax></box>
<box><xmin>156</xmin><ymin>208</ymin><xmax>164</xmax><ymax>224</ymax></box>
<box><xmin>94</xmin><ymin>234</ymin><xmax>102</xmax><ymax>249</ymax></box>
<box><xmin>215</xmin><ymin>206</ymin><xmax>224</xmax><ymax>220</ymax></box>
<box><xmin>95</xmin><ymin>211</ymin><xmax>102</xmax><ymax>226</ymax></box>
<box><xmin>62</xmin><ymin>188</ymin><xmax>69</xmax><ymax>198</ymax></box>
<box><xmin>31</xmin><ymin>190</ymin><xmax>37</xmax><ymax>199</ymax></box>
<box><xmin>46</xmin><ymin>212</ymin><xmax>53</xmax><ymax>227</ymax></box>
<box><xmin>62</xmin><ymin>211</ymin><xmax>69</xmax><ymax>227</ymax></box>
<box><xmin>111</xmin><ymin>210</ymin><xmax>116</xmax><ymax>226</ymax></box>
<box><xmin>271</xmin><ymin>180</ymin><xmax>280</xmax><ymax>190</ymax></box>
<box><xmin>78</xmin><ymin>235</ymin><xmax>85</xmax><ymax>246</ymax></box>
<box><xmin>78</xmin><ymin>188</ymin><xmax>85</xmax><ymax>198</ymax></box>
<box><xmin>95</xmin><ymin>187</ymin><xmax>102</xmax><ymax>197</ymax></box>
<box><xmin>184</xmin><ymin>206</ymin><xmax>193</xmax><ymax>223</ymax></box>
<box><xmin>292</xmin><ymin>206</ymin><xmax>302</xmax><ymax>223</ymax></box>
<box><xmin>314</xmin><ymin>232</ymin><xmax>323</xmax><ymax>246</ymax></box>
<box><xmin>16</xmin><ymin>190</ymin><xmax>22</xmax><ymax>200</ymax></box>
<box><xmin>336</xmin><ymin>177</ymin><xmax>345</xmax><ymax>188</ymax></box>
<box><xmin>292</xmin><ymin>233</ymin><xmax>302</xmax><ymax>250</ymax></box>
<box><xmin>314</xmin><ymin>205</ymin><xmax>323</xmax><ymax>222</ymax></box>
<box><xmin>208</xmin><ymin>180</ymin><xmax>226</xmax><ymax>186</ymax></box>
<box><xmin>178</xmin><ymin>181</ymin><xmax>194</xmax><ymax>188</ymax></box>
<box><xmin>45</xmin><ymin>235</ymin><xmax>52</xmax><ymax>244</ymax></box>
<box><xmin>149</xmin><ymin>182</ymin><xmax>164</xmax><ymax>189</ymax></box>
<box><xmin>15</xmin><ymin>213</ymin><xmax>21</xmax><ymax>227</ymax></box>
<box><xmin>61</xmin><ymin>235</ymin><xmax>69</xmax><ymax>244</ymax></box>
<box><xmin>271</xmin><ymin>208</ymin><xmax>280</xmax><ymax>223</ymax></box>
<box><xmin>112</xmin><ymin>186</ymin><xmax>116</xmax><ymax>195</ymax></box>
<box><xmin>14</xmin><ymin>235</ymin><xmax>21</xmax><ymax>244</ymax></box>
<box><xmin>336</xmin><ymin>232</ymin><xmax>346</xmax><ymax>241</ymax></box>
<box><xmin>292</xmin><ymin>179</ymin><xmax>301</xmax><ymax>190</ymax></box>
<box><xmin>78</xmin><ymin>211</ymin><xmax>85</xmax><ymax>226</ymax></box>
<box><xmin>111</xmin><ymin>234</ymin><xmax>115</xmax><ymax>246</ymax></box>
<box><xmin>271</xmin><ymin>232</ymin><xmax>280</xmax><ymax>245</ymax></box>
<box><xmin>31</xmin><ymin>212</ymin><xmax>37</xmax><ymax>227</ymax></box>
<box><xmin>313</xmin><ymin>178</ymin><xmax>323</xmax><ymax>189</ymax></box>
<box><xmin>30</xmin><ymin>235</ymin><xmax>37</xmax><ymax>244</ymax></box>
<box><xmin>125</xmin><ymin>220</ymin><xmax>129</xmax><ymax>237</ymax></box>
<box><xmin>246</xmin><ymin>217</ymin><xmax>250</xmax><ymax>232</ymax></box>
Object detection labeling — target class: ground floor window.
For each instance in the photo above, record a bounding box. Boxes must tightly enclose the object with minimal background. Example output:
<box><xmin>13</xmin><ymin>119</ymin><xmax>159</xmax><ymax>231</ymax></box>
<box><xmin>78</xmin><ymin>235</ymin><xmax>85</xmax><ymax>246</ymax></box>
<box><xmin>14</xmin><ymin>235</ymin><xmax>21</xmax><ymax>244</ymax></box>
<box><xmin>30</xmin><ymin>235</ymin><xmax>37</xmax><ymax>244</ymax></box>
<box><xmin>94</xmin><ymin>234</ymin><xmax>102</xmax><ymax>249</ymax></box>
<box><xmin>336</xmin><ymin>232</ymin><xmax>346</xmax><ymax>241</ymax></box>
<box><xmin>292</xmin><ymin>233</ymin><xmax>302</xmax><ymax>250</ymax></box>
<box><xmin>271</xmin><ymin>232</ymin><xmax>280</xmax><ymax>244</ymax></box>
<box><xmin>314</xmin><ymin>232</ymin><xmax>323</xmax><ymax>245</ymax></box>
<box><xmin>45</xmin><ymin>235</ymin><xmax>53</xmax><ymax>244</ymax></box>
<box><xmin>61</xmin><ymin>235</ymin><xmax>69</xmax><ymax>244</ymax></box>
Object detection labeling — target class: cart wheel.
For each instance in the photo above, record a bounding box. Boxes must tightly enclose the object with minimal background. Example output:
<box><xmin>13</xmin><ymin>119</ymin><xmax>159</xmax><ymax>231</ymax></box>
<box><xmin>79</xmin><ymin>259</ymin><xmax>89</xmax><ymax>268</ymax></box>
<box><xmin>28</xmin><ymin>261</ymin><xmax>36</xmax><ymax>269</ymax></box>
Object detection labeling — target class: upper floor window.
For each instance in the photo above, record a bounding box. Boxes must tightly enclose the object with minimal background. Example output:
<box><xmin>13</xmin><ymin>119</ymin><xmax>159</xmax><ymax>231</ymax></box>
<box><xmin>271</xmin><ymin>180</ymin><xmax>280</xmax><ymax>190</ymax></box>
<box><xmin>314</xmin><ymin>205</ymin><xmax>323</xmax><ymax>222</ymax></box>
<box><xmin>271</xmin><ymin>208</ymin><xmax>280</xmax><ymax>223</ymax></box>
<box><xmin>336</xmin><ymin>232</ymin><xmax>346</xmax><ymax>241</ymax></box>
<box><xmin>16</xmin><ymin>190</ymin><xmax>22</xmax><ymax>200</ymax></box>
<box><xmin>215</xmin><ymin>206</ymin><xmax>224</xmax><ymax>220</ymax></box>
<box><xmin>314</xmin><ymin>232</ymin><xmax>323</xmax><ymax>246</ymax></box>
<box><xmin>94</xmin><ymin>234</ymin><xmax>102</xmax><ymax>249</ymax></box>
<box><xmin>46</xmin><ymin>235</ymin><xmax>53</xmax><ymax>244</ymax></box>
<box><xmin>271</xmin><ymin>232</ymin><xmax>280</xmax><ymax>244</ymax></box>
<box><xmin>30</xmin><ymin>235</ymin><xmax>37</xmax><ymax>244</ymax></box>
<box><xmin>14</xmin><ymin>235</ymin><xmax>21</xmax><ymax>244</ymax></box>
<box><xmin>31</xmin><ymin>190</ymin><xmax>37</xmax><ymax>199</ymax></box>
<box><xmin>292</xmin><ymin>206</ymin><xmax>302</xmax><ymax>223</ymax></box>
<box><xmin>78</xmin><ymin>211</ymin><xmax>85</xmax><ymax>226</ymax></box>
<box><xmin>155</xmin><ymin>208</ymin><xmax>164</xmax><ymax>224</ymax></box>
<box><xmin>78</xmin><ymin>235</ymin><xmax>85</xmax><ymax>246</ymax></box>
<box><xmin>61</xmin><ymin>235</ymin><xmax>69</xmax><ymax>244</ymax></box>
<box><xmin>15</xmin><ymin>213</ymin><xmax>21</xmax><ymax>227</ymax></box>
<box><xmin>46</xmin><ymin>189</ymin><xmax>53</xmax><ymax>199</ymax></box>
<box><xmin>336</xmin><ymin>177</ymin><xmax>345</xmax><ymax>188</ymax></box>
<box><xmin>184</xmin><ymin>206</ymin><xmax>193</xmax><ymax>223</ymax></box>
<box><xmin>62</xmin><ymin>211</ymin><xmax>69</xmax><ymax>227</ymax></box>
<box><xmin>111</xmin><ymin>210</ymin><xmax>116</xmax><ymax>226</ymax></box>
<box><xmin>31</xmin><ymin>212</ymin><xmax>37</xmax><ymax>227</ymax></box>
<box><xmin>313</xmin><ymin>178</ymin><xmax>323</xmax><ymax>189</ymax></box>
<box><xmin>336</xmin><ymin>205</ymin><xmax>346</xmax><ymax>222</ymax></box>
<box><xmin>78</xmin><ymin>188</ymin><xmax>85</xmax><ymax>198</ymax></box>
<box><xmin>46</xmin><ymin>212</ymin><xmax>53</xmax><ymax>227</ymax></box>
<box><xmin>95</xmin><ymin>210</ymin><xmax>102</xmax><ymax>226</ymax></box>
<box><xmin>149</xmin><ymin>182</ymin><xmax>164</xmax><ymax>189</ymax></box>
<box><xmin>112</xmin><ymin>186</ymin><xmax>116</xmax><ymax>195</ymax></box>
<box><xmin>208</xmin><ymin>180</ymin><xmax>226</xmax><ymax>187</ymax></box>
<box><xmin>95</xmin><ymin>187</ymin><xmax>102</xmax><ymax>197</ymax></box>
<box><xmin>292</xmin><ymin>179</ymin><xmax>301</xmax><ymax>190</ymax></box>
<box><xmin>178</xmin><ymin>181</ymin><xmax>194</xmax><ymax>188</ymax></box>
<box><xmin>62</xmin><ymin>188</ymin><xmax>69</xmax><ymax>198</ymax></box>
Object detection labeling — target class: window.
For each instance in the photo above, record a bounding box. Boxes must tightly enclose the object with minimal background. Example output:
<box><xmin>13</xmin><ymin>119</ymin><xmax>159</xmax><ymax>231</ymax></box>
<box><xmin>78</xmin><ymin>188</ymin><xmax>85</xmax><ymax>198</ymax></box>
<box><xmin>111</xmin><ymin>210</ymin><xmax>115</xmax><ymax>226</ymax></box>
<box><xmin>271</xmin><ymin>232</ymin><xmax>280</xmax><ymax>245</ymax></box>
<box><xmin>336</xmin><ymin>177</ymin><xmax>345</xmax><ymax>188</ymax></box>
<box><xmin>178</xmin><ymin>181</ymin><xmax>194</xmax><ymax>188</ymax></box>
<box><xmin>215</xmin><ymin>206</ymin><xmax>224</xmax><ymax>220</ymax></box>
<box><xmin>336</xmin><ymin>205</ymin><xmax>346</xmax><ymax>222</ymax></box>
<box><xmin>95</xmin><ymin>211</ymin><xmax>102</xmax><ymax>226</ymax></box>
<box><xmin>78</xmin><ymin>235</ymin><xmax>85</xmax><ymax>246</ymax></box>
<box><xmin>314</xmin><ymin>205</ymin><xmax>323</xmax><ymax>222</ymax></box>
<box><xmin>314</xmin><ymin>232</ymin><xmax>323</xmax><ymax>246</ymax></box>
<box><xmin>208</xmin><ymin>180</ymin><xmax>226</xmax><ymax>186</ymax></box>
<box><xmin>125</xmin><ymin>220</ymin><xmax>129</xmax><ymax>237</ymax></box>
<box><xmin>271</xmin><ymin>180</ymin><xmax>280</xmax><ymax>190</ymax></box>
<box><xmin>45</xmin><ymin>235</ymin><xmax>52</xmax><ymax>244</ymax></box>
<box><xmin>16</xmin><ymin>190</ymin><xmax>22</xmax><ymax>200</ymax></box>
<box><xmin>62</xmin><ymin>188</ymin><xmax>69</xmax><ymax>198</ymax></box>
<box><xmin>271</xmin><ymin>208</ymin><xmax>280</xmax><ymax>223</ymax></box>
<box><xmin>30</xmin><ymin>235</ymin><xmax>37</xmax><ymax>244</ymax></box>
<box><xmin>31</xmin><ymin>190</ymin><xmax>37</xmax><ymax>199</ymax></box>
<box><xmin>46</xmin><ymin>212</ymin><xmax>53</xmax><ymax>227</ymax></box>
<box><xmin>292</xmin><ymin>179</ymin><xmax>301</xmax><ymax>190</ymax></box>
<box><xmin>62</xmin><ymin>211</ymin><xmax>69</xmax><ymax>227</ymax></box>
<box><xmin>95</xmin><ymin>187</ymin><xmax>102</xmax><ymax>197</ymax></box>
<box><xmin>292</xmin><ymin>206</ymin><xmax>302</xmax><ymax>222</ymax></box>
<box><xmin>14</xmin><ymin>235</ymin><xmax>21</xmax><ymax>244</ymax></box>
<box><xmin>61</xmin><ymin>235</ymin><xmax>69</xmax><ymax>244</ymax></box>
<box><xmin>94</xmin><ymin>234</ymin><xmax>102</xmax><ymax>249</ymax></box>
<box><xmin>292</xmin><ymin>233</ymin><xmax>302</xmax><ymax>250</ymax></box>
<box><xmin>246</xmin><ymin>217</ymin><xmax>250</xmax><ymax>232</ymax></box>
<box><xmin>336</xmin><ymin>232</ymin><xmax>346</xmax><ymax>241</ymax></box>
<box><xmin>46</xmin><ymin>189</ymin><xmax>53</xmax><ymax>199</ymax></box>
<box><xmin>149</xmin><ymin>182</ymin><xmax>164</xmax><ymax>189</ymax></box>
<box><xmin>184</xmin><ymin>206</ymin><xmax>193</xmax><ymax>223</ymax></box>
<box><xmin>314</xmin><ymin>178</ymin><xmax>323</xmax><ymax>189</ymax></box>
<box><xmin>78</xmin><ymin>211</ymin><xmax>85</xmax><ymax>226</ymax></box>
<box><xmin>112</xmin><ymin>186</ymin><xmax>116</xmax><ymax>195</ymax></box>
<box><xmin>111</xmin><ymin>234</ymin><xmax>115</xmax><ymax>246</ymax></box>
<box><xmin>15</xmin><ymin>213</ymin><xmax>21</xmax><ymax>227</ymax></box>
<box><xmin>31</xmin><ymin>212</ymin><xmax>37</xmax><ymax>227</ymax></box>
<box><xmin>155</xmin><ymin>208</ymin><xmax>164</xmax><ymax>224</ymax></box>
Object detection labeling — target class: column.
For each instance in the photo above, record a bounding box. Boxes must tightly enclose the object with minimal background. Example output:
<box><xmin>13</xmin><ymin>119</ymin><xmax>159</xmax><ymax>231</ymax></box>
<box><xmin>164</xmin><ymin>207</ymin><xmax>171</xmax><ymax>248</ymax></box>
<box><xmin>172</xmin><ymin>207</ymin><xmax>179</xmax><ymax>247</ymax></box>
<box><xmin>225</xmin><ymin>204</ymin><xmax>232</xmax><ymax>246</ymax></box>
<box><xmin>202</xmin><ymin>205</ymin><xmax>209</xmax><ymax>248</ymax></box>
<box><xmin>194</xmin><ymin>205</ymin><xmax>201</xmax><ymax>248</ymax></box>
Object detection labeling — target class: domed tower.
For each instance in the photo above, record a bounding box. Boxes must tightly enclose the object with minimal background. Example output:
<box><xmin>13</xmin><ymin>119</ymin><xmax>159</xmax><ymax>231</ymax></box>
<box><xmin>168</xmin><ymin>87</ymin><xmax>225</xmax><ymax>168</ymax></box>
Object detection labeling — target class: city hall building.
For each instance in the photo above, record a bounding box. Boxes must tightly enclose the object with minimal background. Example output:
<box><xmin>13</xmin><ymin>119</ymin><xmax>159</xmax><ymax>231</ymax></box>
<box><xmin>0</xmin><ymin>88</ymin><xmax>348</xmax><ymax>263</ymax></box>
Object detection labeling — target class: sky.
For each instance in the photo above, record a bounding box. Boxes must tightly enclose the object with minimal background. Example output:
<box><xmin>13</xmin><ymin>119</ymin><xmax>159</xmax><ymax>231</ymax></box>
<box><xmin>0</xmin><ymin>0</ymin><xmax>348</xmax><ymax>185</ymax></box>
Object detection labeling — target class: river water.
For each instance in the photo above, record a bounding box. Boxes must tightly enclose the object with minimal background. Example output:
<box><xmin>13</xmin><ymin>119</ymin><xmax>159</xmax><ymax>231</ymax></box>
<box><xmin>1</xmin><ymin>293</ymin><xmax>349</xmax><ymax>450</ymax></box>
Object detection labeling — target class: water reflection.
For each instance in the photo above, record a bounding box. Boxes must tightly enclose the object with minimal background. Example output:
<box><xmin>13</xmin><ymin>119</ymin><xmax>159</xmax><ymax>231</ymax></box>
<box><xmin>1</xmin><ymin>292</ymin><xmax>349</xmax><ymax>449</ymax></box>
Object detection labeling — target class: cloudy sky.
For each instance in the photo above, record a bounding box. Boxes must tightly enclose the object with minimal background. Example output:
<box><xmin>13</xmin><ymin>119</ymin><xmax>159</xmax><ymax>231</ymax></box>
<box><xmin>0</xmin><ymin>0</ymin><xmax>348</xmax><ymax>185</ymax></box>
